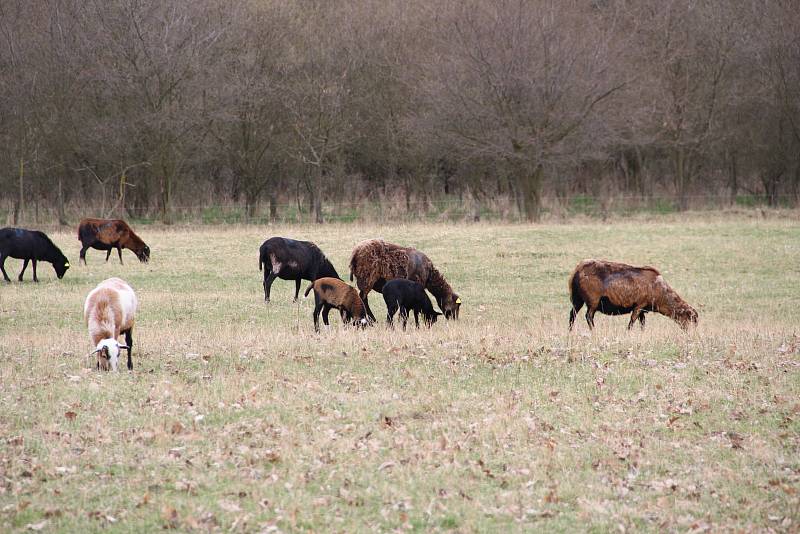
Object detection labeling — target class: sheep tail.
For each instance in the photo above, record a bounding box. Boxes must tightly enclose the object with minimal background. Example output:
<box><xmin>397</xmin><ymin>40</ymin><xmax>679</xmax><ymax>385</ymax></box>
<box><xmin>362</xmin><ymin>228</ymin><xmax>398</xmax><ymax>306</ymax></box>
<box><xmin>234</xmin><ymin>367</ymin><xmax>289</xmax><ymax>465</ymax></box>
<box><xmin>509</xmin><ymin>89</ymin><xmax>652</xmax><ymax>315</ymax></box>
<box><xmin>304</xmin><ymin>283</ymin><xmax>314</xmax><ymax>298</ymax></box>
<box><xmin>568</xmin><ymin>266</ymin><xmax>583</xmax><ymax>303</ymax></box>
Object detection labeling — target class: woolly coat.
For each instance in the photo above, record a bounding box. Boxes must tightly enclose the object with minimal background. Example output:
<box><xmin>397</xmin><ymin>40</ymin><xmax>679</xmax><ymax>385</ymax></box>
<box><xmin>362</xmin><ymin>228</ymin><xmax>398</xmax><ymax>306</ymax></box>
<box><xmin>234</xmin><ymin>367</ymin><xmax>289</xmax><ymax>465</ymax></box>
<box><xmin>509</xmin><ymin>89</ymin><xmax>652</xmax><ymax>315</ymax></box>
<box><xmin>349</xmin><ymin>239</ymin><xmax>460</xmax><ymax>318</ymax></box>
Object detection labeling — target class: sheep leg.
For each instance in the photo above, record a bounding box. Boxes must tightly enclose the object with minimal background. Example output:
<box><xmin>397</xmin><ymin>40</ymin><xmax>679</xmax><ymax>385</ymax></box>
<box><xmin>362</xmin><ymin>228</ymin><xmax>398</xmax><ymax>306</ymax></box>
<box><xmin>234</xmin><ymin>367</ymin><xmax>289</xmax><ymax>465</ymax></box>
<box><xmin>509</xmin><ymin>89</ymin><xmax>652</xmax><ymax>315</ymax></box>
<box><xmin>79</xmin><ymin>244</ymin><xmax>89</xmax><ymax>265</ymax></box>
<box><xmin>322</xmin><ymin>304</ymin><xmax>332</xmax><ymax>326</ymax></box>
<box><xmin>263</xmin><ymin>271</ymin><xmax>277</xmax><ymax>302</ymax></box>
<box><xmin>569</xmin><ymin>299</ymin><xmax>584</xmax><ymax>331</ymax></box>
<box><xmin>0</xmin><ymin>254</ymin><xmax>10</xmax><ymax>282</ymax></box>
<box><xmin>117</xmin><ymin>246</ymin><xmax>124</xmax><ymax>265</ymax></box>
<box><xmin>413</xmin><ymin>309</ymin><xmax>420</xmax><ymax>328</ymax></box>
<box><xmin>386</xmin><ymin>301</ymin><xmax>397</xmax><ymax>328</ymax></box>
<box><xmin>400</xmin><ymin>307</ymin><xmax>409</xmax><ymax>331</ymax></box>
<box><xmin>638</xmin><ymin>312</ymin><xmax>646</xmax><ymax>330</ymax></box>
<box><xmin>293</xmin><ymin>278</ymin><xmax>301</xmax><ymax>302</ymax></box>
<box><xmin>31</xmin><ymin>260</ymin><xmax>39</xmax><ymax>282</ymax></box>
<box><xmin>105</xmin><ymin>249</ymin><xmax>112</xmax><ymax>262</ymax></box>
<box><xmin>359</xmin><ymin>290</ymin><xmax>377</xmax><ymax>323</ymax></box>
<box><xmin>628</xmin><ymin>308</ymin><xmax>643</xmax><ymax>330</ymax></box>
<box><xmin>585</xmin><ymin>307</ymin><xmax>596</xmax><ymax>330</ymax></box>
<box><xmin>124</xmin><ymin>329</ymin><xmax>133</xmax><ymax>370</ymax></box>
<box><xmin>312</xmin><ymin>304</ymin><xmax>323</xmax><ymax>332</ymax></box>
<box><xmin>312</xmin><ymin>291</ymin><xmax>324</xmax><ymax>332</ymax></box>
<box><xmin>18</xmin><ymin>259</ymin><xmax>29</xmax><ymax>281</ymax></box>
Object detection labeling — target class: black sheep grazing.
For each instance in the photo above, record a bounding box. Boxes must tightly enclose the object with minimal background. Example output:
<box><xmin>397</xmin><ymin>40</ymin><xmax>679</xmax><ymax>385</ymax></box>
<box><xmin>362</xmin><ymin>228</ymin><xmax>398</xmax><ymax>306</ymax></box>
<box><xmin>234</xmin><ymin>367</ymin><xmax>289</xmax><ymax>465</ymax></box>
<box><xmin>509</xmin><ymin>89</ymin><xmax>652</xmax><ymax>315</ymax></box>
<box><xmin>0</xmin><ymin>227</ymin><xmax>70</xmax><ymax>282</ymax></box>
<box><xmin>258</xmin><ymin>237</ymin><xmax>340</xmax><ymax>302</ymax></box>
<box><xmin>382</xmin><ymin>279</ymin><xmax>441</xmax><ymax>330</ymax></box>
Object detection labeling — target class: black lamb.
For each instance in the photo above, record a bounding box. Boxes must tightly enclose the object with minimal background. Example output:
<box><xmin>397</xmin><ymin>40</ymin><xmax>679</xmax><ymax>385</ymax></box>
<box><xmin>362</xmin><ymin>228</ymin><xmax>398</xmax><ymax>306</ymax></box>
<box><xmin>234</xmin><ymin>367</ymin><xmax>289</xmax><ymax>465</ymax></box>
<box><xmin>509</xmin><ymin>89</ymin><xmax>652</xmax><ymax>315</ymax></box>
<box><xmin>382</xmin><ymin>279</ymin><xmax>442</xmax><ymax>330</ymax></box>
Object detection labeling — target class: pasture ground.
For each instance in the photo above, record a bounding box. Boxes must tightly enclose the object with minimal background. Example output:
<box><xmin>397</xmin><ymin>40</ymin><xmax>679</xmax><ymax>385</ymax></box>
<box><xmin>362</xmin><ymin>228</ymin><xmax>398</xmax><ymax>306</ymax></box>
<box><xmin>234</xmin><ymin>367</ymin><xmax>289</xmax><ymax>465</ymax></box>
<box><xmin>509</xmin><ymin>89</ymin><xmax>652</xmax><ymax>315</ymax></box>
<box><xmin>0</xmin><ymin>216</ymin><xmax>798</xmax><ymax>532</ymax></box>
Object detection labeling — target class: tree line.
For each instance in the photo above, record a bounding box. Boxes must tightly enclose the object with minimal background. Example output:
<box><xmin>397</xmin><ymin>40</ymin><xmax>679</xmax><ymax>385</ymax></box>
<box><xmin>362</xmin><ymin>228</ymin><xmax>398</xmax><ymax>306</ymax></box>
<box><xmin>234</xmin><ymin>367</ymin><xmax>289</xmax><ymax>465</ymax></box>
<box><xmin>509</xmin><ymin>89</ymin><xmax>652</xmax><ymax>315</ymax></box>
<box><xmin>1</xmin><ymin>0</ymin><xmax>798</xmax><ymax>224</ymax></box>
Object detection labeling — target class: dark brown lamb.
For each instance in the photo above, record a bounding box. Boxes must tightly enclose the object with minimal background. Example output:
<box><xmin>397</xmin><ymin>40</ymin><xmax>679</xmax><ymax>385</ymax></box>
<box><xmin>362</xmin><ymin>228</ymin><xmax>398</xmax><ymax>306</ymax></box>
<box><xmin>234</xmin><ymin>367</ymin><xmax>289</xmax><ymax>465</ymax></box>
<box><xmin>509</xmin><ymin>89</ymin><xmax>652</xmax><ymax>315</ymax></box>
<box><xmin>304</xmin><ymin>277</ymin><xmax>368</xmax><ymax>332</ymax></box>
<box><xmin>569</xmin><ymin>259</ymin><xmax>698</xmax><ymax>331</ymax></box>
<box><xmin>349</xmin><ymin>239</ymin><xmax>461</xmax><ymax>322</ymax></box>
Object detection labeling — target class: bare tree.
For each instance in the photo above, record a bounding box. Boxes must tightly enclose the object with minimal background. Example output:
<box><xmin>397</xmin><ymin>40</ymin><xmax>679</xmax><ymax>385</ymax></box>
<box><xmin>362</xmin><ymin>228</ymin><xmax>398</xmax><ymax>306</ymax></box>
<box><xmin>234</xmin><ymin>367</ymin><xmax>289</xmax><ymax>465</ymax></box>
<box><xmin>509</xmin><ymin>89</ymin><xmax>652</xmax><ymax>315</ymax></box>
<box><xmin>209</xmin><ymin>0</ymin><xmax>290</xmax><ymax>220</ymax></box>
<box><xmin>415</xmin><ymin>0</ymin><xmax>625</xmax><ymax>221</ymax></box>
<box><xmin>625</xmin><ymin>0</ymin><xmax>739</xmax><ymax>210</ymax></box>
<box><xmin>280</xmin><ymin>3</ymin><xmax>363</xmax><ymax>223</ymax></box>
<box><xmin>85</xmin><ymin>0</ymin><xmax>225</xmax><ymax>222</ymax></box>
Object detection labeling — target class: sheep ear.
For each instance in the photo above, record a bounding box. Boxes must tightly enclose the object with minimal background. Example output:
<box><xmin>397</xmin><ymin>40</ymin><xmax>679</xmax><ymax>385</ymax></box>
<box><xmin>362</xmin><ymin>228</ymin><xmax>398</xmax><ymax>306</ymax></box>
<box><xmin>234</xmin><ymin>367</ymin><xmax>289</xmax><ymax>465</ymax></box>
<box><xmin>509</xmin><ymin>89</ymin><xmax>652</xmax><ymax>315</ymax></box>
<box><xmin>455</xmin><ymin>298</ymin><xmax>461</xmax><ymax>304</ymax></box>
<box><xmin>90</xmin><ymin>349</ymin><xmax>100</xmax><ymax>355</ymax></box>
<box><xmin>118</xmin><ymin>345</ymin><xmax>129</xmax><ymax>350</ymax></box>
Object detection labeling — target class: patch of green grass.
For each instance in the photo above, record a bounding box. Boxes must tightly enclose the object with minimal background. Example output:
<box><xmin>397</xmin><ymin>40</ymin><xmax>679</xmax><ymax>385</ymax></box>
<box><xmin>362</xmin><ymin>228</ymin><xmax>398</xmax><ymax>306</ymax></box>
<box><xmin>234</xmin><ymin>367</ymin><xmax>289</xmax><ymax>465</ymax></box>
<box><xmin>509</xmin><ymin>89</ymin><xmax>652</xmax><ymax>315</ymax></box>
<box><xmin>1</xmin><ymin>216</ymin><xmax>798</xmax><ymax>532</ymax></box>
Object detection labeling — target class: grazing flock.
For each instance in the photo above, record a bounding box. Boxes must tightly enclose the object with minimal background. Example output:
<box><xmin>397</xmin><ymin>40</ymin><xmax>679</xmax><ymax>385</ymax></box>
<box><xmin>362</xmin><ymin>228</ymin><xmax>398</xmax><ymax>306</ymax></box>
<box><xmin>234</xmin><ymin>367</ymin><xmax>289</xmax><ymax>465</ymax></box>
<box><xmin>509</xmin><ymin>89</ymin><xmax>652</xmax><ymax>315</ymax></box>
<box><xmin>0</xmin><ymin>218</ymin><xmax>698</xmax><ymax>371</ymax></box>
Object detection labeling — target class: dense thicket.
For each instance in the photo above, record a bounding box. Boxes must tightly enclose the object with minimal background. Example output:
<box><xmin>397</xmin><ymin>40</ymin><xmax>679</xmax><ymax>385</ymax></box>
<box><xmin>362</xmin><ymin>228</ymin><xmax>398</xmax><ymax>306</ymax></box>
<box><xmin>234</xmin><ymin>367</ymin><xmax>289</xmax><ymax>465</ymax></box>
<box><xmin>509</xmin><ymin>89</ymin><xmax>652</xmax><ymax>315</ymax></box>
<box><xmin>2</xmin><ymin>0</ymin><xmax>799</xmax><ymax>223</ymax></box>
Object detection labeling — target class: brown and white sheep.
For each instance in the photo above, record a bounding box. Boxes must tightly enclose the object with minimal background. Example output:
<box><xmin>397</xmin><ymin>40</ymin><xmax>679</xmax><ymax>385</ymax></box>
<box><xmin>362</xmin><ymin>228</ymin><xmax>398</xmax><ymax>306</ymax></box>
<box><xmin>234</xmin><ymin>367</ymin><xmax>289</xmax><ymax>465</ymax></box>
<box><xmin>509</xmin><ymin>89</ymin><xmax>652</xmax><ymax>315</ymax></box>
<box><xmin>304</xmin><ymin>277</ymin><xmax>368</xmax><ymax>332</ymax></box>
<box><xmin>84</xmin><ymin>277</ymin><xmax>138</xmax><ymax>371</ymax></box>
<box><xmin>349</xmin><ymin>239</ymin><xmax>461</xmax><ymax>322</ymax></box>
<box><xmin>568</xmin><ymin>259</ymin><xmax>698</xmax><ymax>331</ymax></box>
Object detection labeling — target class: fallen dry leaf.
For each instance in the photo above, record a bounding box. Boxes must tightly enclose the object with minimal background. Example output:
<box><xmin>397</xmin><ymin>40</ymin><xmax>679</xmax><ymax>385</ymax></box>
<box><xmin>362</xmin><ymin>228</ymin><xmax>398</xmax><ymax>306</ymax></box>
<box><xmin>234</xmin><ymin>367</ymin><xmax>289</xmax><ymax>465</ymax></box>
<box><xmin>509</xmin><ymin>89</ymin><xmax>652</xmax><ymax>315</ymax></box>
<box><xmin>218</xmin><ymin>500</ymin><xmax>241</xmax><ymax>513</ymax></box>
<box><xmin>161</xmin><ymin>505</ymin><xmax>179</xmax><ymax>528</ymax></box>
<box><xmin>64</xmin><ymin>411</ymin><xmax>77</xmax><ymax>421</ymax></box>
<box><xmin>25</xmin><ymin>521</ymin><xmax>48</xmax><ymax>531</ymax></box>
<box><xmin>727</xmin><ymin>431</ymin><xmax>744</xmax><ymax>449</ymax></box>
<box><xmin>136</xmin><ymin>492</ymin><xmax>150</xmax><ymax>508</ymax></box>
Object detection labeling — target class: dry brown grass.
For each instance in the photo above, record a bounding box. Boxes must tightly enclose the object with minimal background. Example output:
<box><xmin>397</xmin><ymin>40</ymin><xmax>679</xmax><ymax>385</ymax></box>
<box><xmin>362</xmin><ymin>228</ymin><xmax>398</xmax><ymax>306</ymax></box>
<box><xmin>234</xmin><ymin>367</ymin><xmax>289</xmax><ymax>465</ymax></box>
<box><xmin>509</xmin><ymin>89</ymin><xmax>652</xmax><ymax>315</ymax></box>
<box><xmin>1</xmin><ymin>218</ymin><xmax>798</xmax><ymax>532</ymax></box>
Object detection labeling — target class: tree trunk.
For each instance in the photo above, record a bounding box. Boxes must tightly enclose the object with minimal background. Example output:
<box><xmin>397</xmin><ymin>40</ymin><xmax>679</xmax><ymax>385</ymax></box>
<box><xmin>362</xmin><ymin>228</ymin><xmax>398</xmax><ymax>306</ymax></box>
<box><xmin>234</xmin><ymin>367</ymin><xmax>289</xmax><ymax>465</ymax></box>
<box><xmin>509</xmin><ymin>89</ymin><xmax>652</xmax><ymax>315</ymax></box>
<box><xmin>57</xmin><ymin>177</ymin><xmax>68</xmax><ymax>226</ymax></box>
<box><xmin>244</xmin><ymin>179</ymin><xmax>258</xmax><ymax>222</ymax></box>
<box><xmin>762</xmin><ymin>171</ymin><xmax>781</xmax><ymax>207</ymax></box>
<box><xmin>269</xmin><ymin>191</ymin><xmax>278</xmax><ymax>221</ymax></box>
<box><xmin>245</xmin><ymin>199</ymin><xmax>256</xmax><ymax>221</ymax></box>
<box><xmin>793</xmin><ymin>159</ymin><xmax>800</xmax><ymax>207</ymax></box>
<box><xmin>728</xmin><ymin>152</ymin><xmax>739</xmax><ymax>206</ymax></box>
<box><xmin>470</xmin><ymin>186</ymin><xmax>481</xmax><ymax>222</ymax></box>
<box><xmin>313</xmin><ymin>194</ymin><xmax>323</xmax><ymax>224</ymax></box>
<box><xmin>160</xmin><ymin>174</ymin><xmax>173</xmax><ymax>224</ymax></box>
<box><xmin>14</xmin><ymin>157</ymin><xmax>24</xmax><ymax>224</ymax></box>
<box><xmin>518</xmin><ymin>164</ymin><xmax>543</xmax><ymax>222</ymax></box>
<box><xmin>312</xmin><ymin>166</ymin><xmax>324</xmax><ymax>224</ymax></box>
<box><xmin>404</xmin><ymin>174</ymin><xmax>411</xmax><ymax>214</ymax></box>
<box><xmin>634</xmin><ymin>146</ymin><xmax>646</xmax><ymax>198</ymax></box>
<box><xmin>674</xmin><ymin>147</ymin><xmax>689</xmax><ymax>211</ymax></box>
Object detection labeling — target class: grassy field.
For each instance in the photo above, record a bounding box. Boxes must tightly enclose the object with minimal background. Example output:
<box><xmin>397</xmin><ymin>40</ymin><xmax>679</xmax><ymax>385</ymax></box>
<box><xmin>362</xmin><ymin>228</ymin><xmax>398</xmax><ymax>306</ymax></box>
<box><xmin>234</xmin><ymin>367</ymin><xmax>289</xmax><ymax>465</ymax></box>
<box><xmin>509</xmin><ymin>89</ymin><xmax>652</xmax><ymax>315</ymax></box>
<box><xmin>1</xmin><ymin>216</ymin><xmax>798</xmax><ymax>532</ymax></box>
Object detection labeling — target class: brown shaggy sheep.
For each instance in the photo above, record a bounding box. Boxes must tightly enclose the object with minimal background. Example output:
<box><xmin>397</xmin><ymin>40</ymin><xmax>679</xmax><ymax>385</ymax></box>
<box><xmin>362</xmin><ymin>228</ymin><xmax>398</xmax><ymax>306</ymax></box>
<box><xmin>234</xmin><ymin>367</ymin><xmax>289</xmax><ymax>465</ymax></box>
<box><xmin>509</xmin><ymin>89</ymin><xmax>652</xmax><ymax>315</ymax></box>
<box><xmin>349</xmin><ymin>239</ymin><xmax>461</xmax><ymax>322</ymax></box>
<box><xmin>304</xmin><ymin>277</ymin><xmax>368</xmax><ymax>332</ymax></box>
<box><xmin>568</xmin><ymin>259</ymin><xmax>698</xmax><ymax>331</ymax></box>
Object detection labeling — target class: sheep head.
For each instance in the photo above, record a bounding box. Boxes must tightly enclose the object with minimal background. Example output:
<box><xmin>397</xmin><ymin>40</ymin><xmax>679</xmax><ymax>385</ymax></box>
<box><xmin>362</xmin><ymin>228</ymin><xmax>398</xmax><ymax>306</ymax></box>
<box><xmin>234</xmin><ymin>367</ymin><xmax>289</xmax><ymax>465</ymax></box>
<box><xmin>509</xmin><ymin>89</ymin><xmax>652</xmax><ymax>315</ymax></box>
<box><xmin>673</xmin><ymin>304</ymin><xmax>699</xmax><ymax>330</ymax></box>
<box><xmin>441</xmin><ymin>294</ymin><xmax>461</xmax><ymax>320</ymax></box>
<box><xmin>137</xmin><ymin>245</ymin><xmax>151</xmax><ymax>263</ymax></box>
<box><xmin>93</xmin><ymin>339</ymin><xmax>128</xmax><ymax>371</ymax></box>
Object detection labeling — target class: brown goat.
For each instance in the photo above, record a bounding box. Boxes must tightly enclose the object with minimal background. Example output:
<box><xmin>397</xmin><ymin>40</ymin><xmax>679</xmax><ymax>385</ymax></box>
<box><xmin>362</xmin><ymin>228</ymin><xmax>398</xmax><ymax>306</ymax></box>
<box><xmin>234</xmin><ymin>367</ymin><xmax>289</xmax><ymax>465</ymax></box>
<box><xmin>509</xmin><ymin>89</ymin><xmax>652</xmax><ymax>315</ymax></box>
<box><xmin>569</xmin><ymin>259</ymin><xmax>698</xmax><ymax>331</ymax></box>
<box><xmin>349</xmin><ymin>239</ymin><xmax>461</xmax><ymax>322</ymax></box>
<box><xmin>304</xmin><ymin>277</ymin><xmax>368</xmax><ymax>332</ymax></box>
<box><xmin>78</xmin><ymin>218</ymin><xmax>150</xmax><ymax>265</ymax></box>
